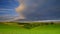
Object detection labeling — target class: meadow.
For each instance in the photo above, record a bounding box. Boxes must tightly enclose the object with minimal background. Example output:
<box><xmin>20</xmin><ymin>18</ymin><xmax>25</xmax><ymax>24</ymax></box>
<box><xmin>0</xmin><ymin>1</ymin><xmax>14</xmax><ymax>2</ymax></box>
<box><xmin>0</xmin><ymin>22</ymin><xmax>60</xmax><ymax>34</ymax></box>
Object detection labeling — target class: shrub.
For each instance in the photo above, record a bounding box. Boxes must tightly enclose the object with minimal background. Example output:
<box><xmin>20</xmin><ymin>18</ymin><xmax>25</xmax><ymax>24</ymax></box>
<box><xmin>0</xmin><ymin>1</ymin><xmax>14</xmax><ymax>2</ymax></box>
<box><xmin>23</xmin><ymin>23</ymin><xmax>40</xmax><ymax>29</ymax></box>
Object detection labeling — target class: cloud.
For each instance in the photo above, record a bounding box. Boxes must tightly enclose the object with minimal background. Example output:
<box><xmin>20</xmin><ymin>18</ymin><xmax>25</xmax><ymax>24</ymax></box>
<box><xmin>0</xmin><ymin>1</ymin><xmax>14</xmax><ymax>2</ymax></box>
<box><xmin>0</xmin><ymin>9</ymin><xmax>14</xmax><ymax>10</ymax></box>
<box><xmin>15</xmin><ymin>0</ymin><xmax>26</xmax><ymax>19</ymax></box>
<box><xmin>0</xmin><ymin>14</ymin><xmax>22</xmax><ymax>22</ymax></box>
<box><xmin>0</xmin><ymin>0</ymin><xmax>26</xmax><ymax>22</ymax></box>
<box><xmin>0</xmin><ymin>9</ymin><xmax>19</xmax><ymax>22</ymax></box>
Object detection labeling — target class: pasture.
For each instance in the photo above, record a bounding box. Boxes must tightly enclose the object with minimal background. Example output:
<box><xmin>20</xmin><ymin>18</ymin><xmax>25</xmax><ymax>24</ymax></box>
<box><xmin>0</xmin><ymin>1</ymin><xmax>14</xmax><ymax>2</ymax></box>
<box><xmin>0</xmin><ymin>22</ymin><xmax>60</xmax><ymax>34</ymax></box>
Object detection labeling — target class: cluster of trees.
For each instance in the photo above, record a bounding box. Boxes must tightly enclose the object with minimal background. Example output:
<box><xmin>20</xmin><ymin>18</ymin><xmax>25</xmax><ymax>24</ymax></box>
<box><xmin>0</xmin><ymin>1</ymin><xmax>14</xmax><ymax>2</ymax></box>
<box><xmin>0</xmin><ymin>22</ymin><xmax>60</xmax><ymax>29</ymax></box>
<box><xmin>17</xmin><ymin>22</ymin><xmax>55</xmax><ymax>29</ymax></box>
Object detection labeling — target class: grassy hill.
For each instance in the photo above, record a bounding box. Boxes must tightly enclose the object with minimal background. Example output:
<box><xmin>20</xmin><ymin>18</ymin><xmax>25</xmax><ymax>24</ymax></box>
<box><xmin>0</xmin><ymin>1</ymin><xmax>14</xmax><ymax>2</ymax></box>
<box><xmin>0</xmin><ymin>22</ymin><xmax>60</xmax><ymax>34</ymax></box>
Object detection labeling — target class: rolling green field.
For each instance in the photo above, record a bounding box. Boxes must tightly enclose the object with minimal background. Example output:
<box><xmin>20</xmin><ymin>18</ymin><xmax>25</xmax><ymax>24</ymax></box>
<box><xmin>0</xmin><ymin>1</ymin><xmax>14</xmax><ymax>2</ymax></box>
<box><xmin>0</xmin><ymin>23</ymin><xmax>60</xmax><ymax>34</ymax></box>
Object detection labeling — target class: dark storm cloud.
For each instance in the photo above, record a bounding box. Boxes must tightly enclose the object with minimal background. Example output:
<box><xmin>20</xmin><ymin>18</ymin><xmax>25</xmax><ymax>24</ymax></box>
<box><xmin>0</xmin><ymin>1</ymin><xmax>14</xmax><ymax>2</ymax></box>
<box><xmin>23</xmin><ymin>0</ymin><xmax>60</xmax><ymax>20</ymax></box>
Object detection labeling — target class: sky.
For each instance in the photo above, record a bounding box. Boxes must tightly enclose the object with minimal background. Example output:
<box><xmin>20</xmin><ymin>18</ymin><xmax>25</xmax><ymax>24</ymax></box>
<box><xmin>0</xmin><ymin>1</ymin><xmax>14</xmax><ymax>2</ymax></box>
<box><xmin>0</xmin><ymin>0</ymin><xmax>19</xmax><ymax>16</ymax></box>
<box><xmin>0</xmin><ymin>0</ymin><xmax>60</xmax><ymax>21</ymax></box>
<box><xmin>0</xmin><ymin>0</ymin><xmax>20</xmax><ymax>21</ymax></box>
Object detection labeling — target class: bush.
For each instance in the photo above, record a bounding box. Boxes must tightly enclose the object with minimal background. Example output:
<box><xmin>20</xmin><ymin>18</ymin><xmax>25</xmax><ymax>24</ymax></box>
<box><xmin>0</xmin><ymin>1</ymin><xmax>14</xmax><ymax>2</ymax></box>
<box><xmin>24</xmin><ymin>23</ymin><xmax>40</xmax><ymax>29</ymax></box>
<box><xmin>24</xmin><ymin>24</ymin><xmax>33</xmax><ymax>29</ymax></box>
<box><xmin>50</xmin><ymin>22</ymin><xmax>54</xmax><ymax>25</ymax></box>
<box><xmin>45</xmin><ymin>23</ymin><xmax>49</xmax><ymax>25</ymax></box>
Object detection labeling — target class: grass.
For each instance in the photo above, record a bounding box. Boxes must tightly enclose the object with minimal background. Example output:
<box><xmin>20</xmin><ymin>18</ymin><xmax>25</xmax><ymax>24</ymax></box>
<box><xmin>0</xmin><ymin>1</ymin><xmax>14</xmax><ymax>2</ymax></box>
<box><xmin>0</xmin><ymin>23</ymin><xmax>60</xmax><ymax>34</ymax></box>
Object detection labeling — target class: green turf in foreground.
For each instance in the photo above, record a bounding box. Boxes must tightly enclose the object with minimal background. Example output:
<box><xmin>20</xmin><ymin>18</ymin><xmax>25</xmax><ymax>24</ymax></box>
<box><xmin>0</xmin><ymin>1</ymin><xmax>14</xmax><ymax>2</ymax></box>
<box><xmin>0</xmin><ymin>24</ymin><xmax>60</xmax><ymax>34</ymax></box>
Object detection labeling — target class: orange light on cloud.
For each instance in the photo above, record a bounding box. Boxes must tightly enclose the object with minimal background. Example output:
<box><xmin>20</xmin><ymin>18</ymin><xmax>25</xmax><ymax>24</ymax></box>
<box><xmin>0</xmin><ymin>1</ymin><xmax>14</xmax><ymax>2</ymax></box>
<box><xmin>15</xmin><ymin>0</ymin><xmax>26</xmax><ymax>19</ymax></box>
